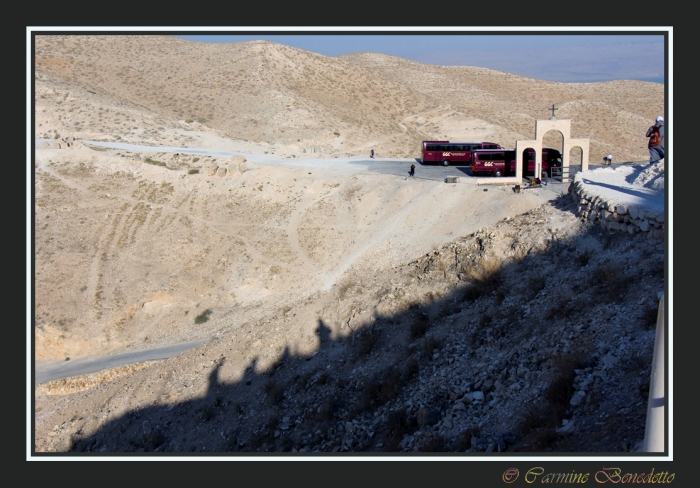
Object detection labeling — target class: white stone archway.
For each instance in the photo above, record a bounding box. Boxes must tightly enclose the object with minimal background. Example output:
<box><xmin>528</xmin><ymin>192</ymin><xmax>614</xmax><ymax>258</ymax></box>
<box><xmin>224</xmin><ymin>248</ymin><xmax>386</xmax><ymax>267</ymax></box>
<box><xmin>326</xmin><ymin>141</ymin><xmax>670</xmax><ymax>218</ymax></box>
<box><xmin>515</xmin><ymin>119</ymin><xmax>589</xmax><ymax>184</ymax></box>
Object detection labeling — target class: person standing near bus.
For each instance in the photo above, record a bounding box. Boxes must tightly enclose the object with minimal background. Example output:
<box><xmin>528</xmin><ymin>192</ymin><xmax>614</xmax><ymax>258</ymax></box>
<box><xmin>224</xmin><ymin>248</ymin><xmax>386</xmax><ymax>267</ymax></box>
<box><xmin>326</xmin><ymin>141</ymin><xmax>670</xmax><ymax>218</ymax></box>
<box><xmin>409</xmin><ymin>164</ymin><xmax>415</xmax><ymax>178</ymax></box>
<box><xmin>646</xmin><ymin>116</ymin><xmax>664</xmax><ymax>163</ymax></box>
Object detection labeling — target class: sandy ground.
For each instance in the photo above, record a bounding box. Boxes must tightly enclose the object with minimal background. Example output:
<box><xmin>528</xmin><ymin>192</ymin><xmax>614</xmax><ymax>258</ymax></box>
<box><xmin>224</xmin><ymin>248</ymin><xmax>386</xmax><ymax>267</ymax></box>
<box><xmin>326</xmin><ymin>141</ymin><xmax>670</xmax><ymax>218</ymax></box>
<box><xmin>34</xmin><ymin>141</ymin><xmax>565</xmax><ymax>363</ymax></box>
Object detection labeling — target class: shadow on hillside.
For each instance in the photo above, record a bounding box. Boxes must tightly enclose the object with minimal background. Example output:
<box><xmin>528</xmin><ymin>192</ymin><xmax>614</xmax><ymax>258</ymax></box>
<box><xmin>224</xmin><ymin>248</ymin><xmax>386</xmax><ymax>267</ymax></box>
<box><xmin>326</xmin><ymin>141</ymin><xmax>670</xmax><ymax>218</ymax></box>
<box><xmin>58</xmin><ymin>194</ymin><xmax>665</xmax><ymax>455</ymax></box>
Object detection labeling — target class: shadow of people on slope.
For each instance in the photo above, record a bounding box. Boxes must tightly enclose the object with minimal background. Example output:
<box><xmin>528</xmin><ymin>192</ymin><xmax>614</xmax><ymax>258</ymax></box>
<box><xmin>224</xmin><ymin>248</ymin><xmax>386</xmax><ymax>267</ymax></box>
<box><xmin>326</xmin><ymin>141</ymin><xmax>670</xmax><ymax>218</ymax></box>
<box><xmin>64</xmin><ymin>218</ymin><xmax>663</xmax><ymax>455</ymax></box>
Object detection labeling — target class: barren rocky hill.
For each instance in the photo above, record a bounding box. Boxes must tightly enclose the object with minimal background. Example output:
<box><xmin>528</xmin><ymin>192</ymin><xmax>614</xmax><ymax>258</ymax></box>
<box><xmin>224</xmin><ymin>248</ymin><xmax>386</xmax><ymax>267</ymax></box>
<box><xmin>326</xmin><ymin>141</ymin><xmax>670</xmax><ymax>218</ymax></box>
<box><xmin>35</xmin><ymin>35</ymin><xmax>663</xmax><ymax>162</ymax></box>
<box><xmin>32</xmin><ymin>35</ymin><xmax>665</xmax><ymax>455</ymax></box>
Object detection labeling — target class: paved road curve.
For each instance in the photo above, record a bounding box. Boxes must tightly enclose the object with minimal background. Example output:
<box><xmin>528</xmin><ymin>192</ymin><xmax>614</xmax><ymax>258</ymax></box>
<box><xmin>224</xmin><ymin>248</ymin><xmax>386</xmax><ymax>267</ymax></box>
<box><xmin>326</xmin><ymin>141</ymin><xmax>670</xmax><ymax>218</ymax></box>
<box><xmin>34</xmin><ymin>338</ymin><xmax>210</xmax><ymax>386</ymax></box>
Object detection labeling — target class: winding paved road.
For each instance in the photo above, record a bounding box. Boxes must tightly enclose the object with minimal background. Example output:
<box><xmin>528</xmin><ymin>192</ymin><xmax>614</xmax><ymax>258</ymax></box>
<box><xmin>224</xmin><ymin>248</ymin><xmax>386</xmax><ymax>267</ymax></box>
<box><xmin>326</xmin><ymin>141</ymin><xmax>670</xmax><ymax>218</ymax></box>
<box><xmin>34</xmin><ymin>338</ymin><xmax>210</xmax><ymax>386</ymax></box>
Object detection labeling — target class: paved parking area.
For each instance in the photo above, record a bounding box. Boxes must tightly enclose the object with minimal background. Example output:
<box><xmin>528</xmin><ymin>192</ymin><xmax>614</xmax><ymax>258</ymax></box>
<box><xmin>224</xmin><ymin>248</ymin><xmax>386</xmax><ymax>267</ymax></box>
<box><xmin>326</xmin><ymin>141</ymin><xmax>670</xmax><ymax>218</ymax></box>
<box><xmin>352</xmin><ymin>158</ymin><xmax>581</xmax><ymax>185</ymax></box>
<box><xmin>352</xmin><ymin>158</ymin><xmax>484</xmax><ymax>182</ymax></box>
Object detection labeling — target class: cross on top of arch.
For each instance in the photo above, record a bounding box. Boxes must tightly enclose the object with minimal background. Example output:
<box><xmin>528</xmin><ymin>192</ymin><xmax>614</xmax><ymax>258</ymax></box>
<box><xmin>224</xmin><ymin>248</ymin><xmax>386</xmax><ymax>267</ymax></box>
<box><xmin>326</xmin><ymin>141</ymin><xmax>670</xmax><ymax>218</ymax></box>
<box><xmin>549</xmin><ymin>104</ymin><xmax>558</xmax><ymax>119</ymax></box>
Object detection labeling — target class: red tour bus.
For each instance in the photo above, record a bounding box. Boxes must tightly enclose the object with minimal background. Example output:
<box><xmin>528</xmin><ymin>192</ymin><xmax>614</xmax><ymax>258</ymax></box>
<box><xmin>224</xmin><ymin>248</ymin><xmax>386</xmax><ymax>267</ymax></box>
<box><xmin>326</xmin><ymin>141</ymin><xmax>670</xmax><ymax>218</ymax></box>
<box><xmin>421</xmin><ymin>141</ymin><xmax>502</xmax><ymax>166</ymax></box>
<box><xmin>470</xmin><ymin>148</ymin><xmax>562</xmax><ymax>178</ymax></box>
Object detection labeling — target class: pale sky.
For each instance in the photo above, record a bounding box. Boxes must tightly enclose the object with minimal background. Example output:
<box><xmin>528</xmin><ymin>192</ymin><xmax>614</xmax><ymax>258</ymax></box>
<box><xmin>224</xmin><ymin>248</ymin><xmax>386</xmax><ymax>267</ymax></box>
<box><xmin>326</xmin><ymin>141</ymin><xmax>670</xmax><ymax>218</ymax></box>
<box><xmin>176</xmin><ymin>32</ymin><xmax>666</xmax><ymax>84</ymax></box>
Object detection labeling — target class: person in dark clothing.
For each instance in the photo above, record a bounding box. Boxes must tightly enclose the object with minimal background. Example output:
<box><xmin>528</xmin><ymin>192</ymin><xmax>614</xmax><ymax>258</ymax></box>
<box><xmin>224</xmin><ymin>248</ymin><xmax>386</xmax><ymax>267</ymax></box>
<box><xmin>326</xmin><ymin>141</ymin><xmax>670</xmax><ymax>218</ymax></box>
<box><xmin>646</xmin><ymin>116</ymin><xmax>664</xmax><ymax>163</ymax></box>
<box><xmin>409</xmin><ymin>164</ymin><xmax>415</xmax><ymax>177</ymax></box>
<box><xmin>370</xmin><ymin>148</ymin><xmax>375</xmax><ymax>159</ymax></box>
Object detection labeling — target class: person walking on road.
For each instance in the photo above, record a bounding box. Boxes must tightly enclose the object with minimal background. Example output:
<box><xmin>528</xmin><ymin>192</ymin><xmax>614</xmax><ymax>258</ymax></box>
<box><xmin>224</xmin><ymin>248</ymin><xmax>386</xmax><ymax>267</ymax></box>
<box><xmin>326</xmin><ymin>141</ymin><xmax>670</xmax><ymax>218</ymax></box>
<box><xmin>409</xmin><ymin>164</ymin><xmax>415</xmax><ymax>178</ymax></box>
<box><xmin>646</xmin><ymin>116</ymin><xmax>664</xmax><ymax>163</ymax></box>
<box><xmin>370</xmin><ymin>148</ymin><xmax>375</xmax><ymax>159</ymax></box>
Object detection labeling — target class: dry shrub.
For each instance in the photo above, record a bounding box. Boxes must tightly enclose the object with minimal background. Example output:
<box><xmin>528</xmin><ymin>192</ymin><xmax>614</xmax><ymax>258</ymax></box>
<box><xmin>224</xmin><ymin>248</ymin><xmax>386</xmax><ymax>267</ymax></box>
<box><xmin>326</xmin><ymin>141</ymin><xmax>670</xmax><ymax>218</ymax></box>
<box><xmin>421</xmin><ymin>336</ymin><xmax>441</xmax><ymax>359</ymax></box>
<box><xmin>316</xmin><ymin>399</ymin><xmax>339</xmax><ymax>422</ymax></box>
<box><xmin>143</xmin><ymin>430</ymin><xmax>166</xmax><ymax>451</ymax></box>
<box><xmin>410</xmin><ymin>316</ymin><xmax>430</xmax><ymax>339</ymax></box>
<box><xmin>638</xmin><ymin>302</ymin><xmax>659</xmax><ymax>330</ymax></box>
<box><xmin>544</xmin><ymin>372</ymin><xmax>575</xmax><ymax>419</ymax></box>
<box><xmin>513</xmin><ymin>351</ymin><xmax>588</xmax><ymax>451</ymax></box>
<box><xmin>201</xmin><ymin>404</ymin><xmax>216</xmax><ymax>422</ymax></box>
<box><xmin>527</xmin><ymin>275</ymin><xmax>547</xmax><ymax>301</ymax></box>
<box><xmin>355</xmin><ymin>368</ymin><xmax>402</xmax><ymax>414</ymax></box>
<box><xmin>358</xmin><ymin>331</ymin><xmax>378</xmax><ymax>356</ymax></box>
<box><xmin>479</xmin><ymin>313</ymin><xmax>492</xmax><ymax>329</ymax></box>
<box><xmin>403</xmin><ymin>357</ymin><xmax>419</xmax><ymax>379</ymax></box>
<box><xmin>342</xmin><ymin>184</ymin><xmax>361</xmax><ymax>200</ymax></box>
<box><xmin>383</xmin><ymin>408</ymin><xmax>416</xmax><ymax>451</ymax></box>
<box><xmin>337</xmin><ymin>279</ymin><xmax>356</xmax><ymax>299</ymax></box>
<box><xmin>451</xmin><ymin>426</ymin><xmax>480</xmax><ymax>451</ymax></box>
<box><xmin>377</xmin><ymin>369</ymin><xmax>401</xmax><ymax>403</ymax></box>
<box><xmin>591</xmin><ymin>264</ymin><xmax>631</xmax><ymax>300</ymax></box>
<box><xmin>264</xmin><ymin>381</ymin><xmax>284</xmax><ymax>405</ymax></box>
<box><xmin>463</xmin><ymin>258</ymin><xmax>504</xmax><ymax>302</ymax></box>
<box><xmin>576</xmin><ymin>248</ymin><xmax>593</xmax><ymax>267</ymax></box>
<box><xmin>546</xmin><ymin>297</ymin><xmax>576</xmax><ymax>321</ymax></box>
<box><xmin>418</xmin><ymin>433</ymin><xmax>447</xmax><ymax>452</ymax></box>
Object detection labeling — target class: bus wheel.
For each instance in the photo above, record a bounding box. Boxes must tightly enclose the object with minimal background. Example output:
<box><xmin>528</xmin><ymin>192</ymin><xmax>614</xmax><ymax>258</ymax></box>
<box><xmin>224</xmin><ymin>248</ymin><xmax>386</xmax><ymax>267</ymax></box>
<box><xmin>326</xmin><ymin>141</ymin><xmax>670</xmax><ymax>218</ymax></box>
<box><xmin>495</xmin><ymin>170</ymin><xmax>502</xmax><ymax>177</ymax></box>
<box><xmin>442</xmin><ymin>160</ymin><xmax>449</xmax><ymax>167</ymax></box>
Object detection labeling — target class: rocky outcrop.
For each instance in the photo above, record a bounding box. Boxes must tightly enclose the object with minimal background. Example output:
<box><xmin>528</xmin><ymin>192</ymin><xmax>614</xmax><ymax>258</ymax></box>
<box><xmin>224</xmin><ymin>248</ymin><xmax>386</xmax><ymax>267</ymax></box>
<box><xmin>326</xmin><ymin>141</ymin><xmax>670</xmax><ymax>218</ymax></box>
<box><xmin>203</xmin><ymin>156</ymin><xmax>248</xmax><ymax>178</ymax></box>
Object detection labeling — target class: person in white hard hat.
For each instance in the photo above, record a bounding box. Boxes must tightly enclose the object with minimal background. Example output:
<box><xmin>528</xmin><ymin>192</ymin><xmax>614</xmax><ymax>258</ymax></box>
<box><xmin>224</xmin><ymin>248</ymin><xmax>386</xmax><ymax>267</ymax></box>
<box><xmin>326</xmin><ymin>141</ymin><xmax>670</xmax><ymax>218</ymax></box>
<box><xmin>646</xmin><ymin>116</ymin><xmax>664</xmax><ymax>163</ymax></box>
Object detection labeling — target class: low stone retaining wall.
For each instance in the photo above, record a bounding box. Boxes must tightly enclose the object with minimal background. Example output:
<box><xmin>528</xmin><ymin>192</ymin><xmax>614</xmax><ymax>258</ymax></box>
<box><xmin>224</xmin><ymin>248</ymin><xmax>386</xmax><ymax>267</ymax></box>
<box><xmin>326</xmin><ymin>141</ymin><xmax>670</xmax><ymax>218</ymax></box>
<box><xmin>569</xmin><ymin>179</ymin><xmax>664</xmax><ymax>241</ymax></box>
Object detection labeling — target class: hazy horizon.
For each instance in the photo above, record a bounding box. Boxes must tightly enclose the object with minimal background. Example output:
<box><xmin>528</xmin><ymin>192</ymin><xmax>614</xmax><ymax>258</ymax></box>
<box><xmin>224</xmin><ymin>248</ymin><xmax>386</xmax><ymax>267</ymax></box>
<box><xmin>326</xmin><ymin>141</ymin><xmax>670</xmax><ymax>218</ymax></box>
<box><xmin>176</xmin><ymin>32</ymin><xmax>666</xmax><ymax>84</ymax></box>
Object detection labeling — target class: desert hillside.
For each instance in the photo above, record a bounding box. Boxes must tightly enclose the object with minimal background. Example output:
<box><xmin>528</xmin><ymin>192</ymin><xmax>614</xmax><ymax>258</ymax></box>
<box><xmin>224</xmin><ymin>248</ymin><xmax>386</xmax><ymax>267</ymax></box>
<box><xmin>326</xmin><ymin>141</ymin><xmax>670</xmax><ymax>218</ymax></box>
<box><xmin>35</xmin><ymin>35</ymin><xmax>663</xmax><ymax>162</ymax></box>
<box><xmin>32</xmin><ymin>35</ymin><xmax>665</xmax><ymax>454</ymax></box>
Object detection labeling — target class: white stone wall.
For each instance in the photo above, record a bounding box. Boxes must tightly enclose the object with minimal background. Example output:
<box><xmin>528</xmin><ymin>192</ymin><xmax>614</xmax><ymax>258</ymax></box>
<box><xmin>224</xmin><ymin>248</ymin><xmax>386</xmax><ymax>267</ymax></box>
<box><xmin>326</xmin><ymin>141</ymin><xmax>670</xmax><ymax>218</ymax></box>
<box><xmin>570</xmin><ymin>180</ymin><xmax>664</xmax><ymax>241</ymax></box>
